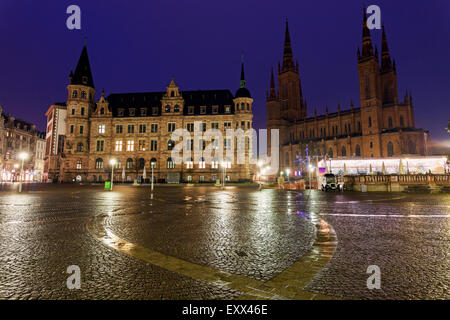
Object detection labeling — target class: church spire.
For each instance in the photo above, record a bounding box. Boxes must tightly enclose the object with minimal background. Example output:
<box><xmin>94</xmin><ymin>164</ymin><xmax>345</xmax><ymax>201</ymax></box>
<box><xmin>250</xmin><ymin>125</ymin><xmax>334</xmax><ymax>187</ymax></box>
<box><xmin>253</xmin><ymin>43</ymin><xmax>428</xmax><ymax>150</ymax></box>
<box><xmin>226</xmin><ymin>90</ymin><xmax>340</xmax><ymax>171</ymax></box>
<box><xmin>359</xmin><ymin>7</ymin><xmax>374</xmax><ymax>60</ymax></box>
<box><xmin>282</xmin><ymin>19</ymin><xmax>295</xmax><ymax>73</ymax></box>
<box><xmin>380</xmin><ymin>25</ymin><xmax>393</xmax><ymax>72</ymax></box>
<box><xmin>268</xmin><ymin>67</ymin><xmax>276</xmax><ymax>100</ymax></box>
<box><xmin>240</xmin><ymin>52</ymin><xmax>246</xmax><ymax>88</ymax></box>
<box><xmin>71</xmin><ymin>44</ymin><xmax>95</xmax><ymax>88</ymax></box>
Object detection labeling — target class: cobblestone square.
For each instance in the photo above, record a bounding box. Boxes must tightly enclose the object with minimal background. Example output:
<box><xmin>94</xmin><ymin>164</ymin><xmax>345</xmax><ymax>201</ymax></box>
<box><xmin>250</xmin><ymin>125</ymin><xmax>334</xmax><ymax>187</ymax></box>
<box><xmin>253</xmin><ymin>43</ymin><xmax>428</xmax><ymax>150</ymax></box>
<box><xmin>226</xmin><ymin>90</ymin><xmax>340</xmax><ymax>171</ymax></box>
<box><xmin>0</xmin><ymin>183</ymin><xmax>449</xmax><ymax>299</ymax></box>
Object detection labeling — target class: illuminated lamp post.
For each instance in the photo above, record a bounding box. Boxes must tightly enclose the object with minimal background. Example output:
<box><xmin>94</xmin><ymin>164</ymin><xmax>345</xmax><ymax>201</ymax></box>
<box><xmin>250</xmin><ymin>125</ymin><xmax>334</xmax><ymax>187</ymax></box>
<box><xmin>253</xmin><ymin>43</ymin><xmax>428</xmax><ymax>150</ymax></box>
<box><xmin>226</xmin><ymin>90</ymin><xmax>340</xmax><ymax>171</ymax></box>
<box><xmin>110</xmin><ymin>159</ymin><xmax>116</xmax><ymax>191</ymax></box>
<box><xmin>18</xmin><ymin>152</ymin><xmax>28</xmax><ymax>193</ymax></box>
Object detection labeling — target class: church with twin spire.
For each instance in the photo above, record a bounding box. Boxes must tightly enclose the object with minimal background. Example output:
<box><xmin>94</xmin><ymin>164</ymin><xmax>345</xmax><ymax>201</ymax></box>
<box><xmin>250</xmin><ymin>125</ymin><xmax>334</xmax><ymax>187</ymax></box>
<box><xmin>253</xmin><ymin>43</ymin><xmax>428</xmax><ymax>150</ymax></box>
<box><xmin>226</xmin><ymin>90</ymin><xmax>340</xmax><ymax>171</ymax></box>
<box><xmin>267</xmin><ymin>11</ymin><xmax>430</xmax><ymax>174</ymax></box>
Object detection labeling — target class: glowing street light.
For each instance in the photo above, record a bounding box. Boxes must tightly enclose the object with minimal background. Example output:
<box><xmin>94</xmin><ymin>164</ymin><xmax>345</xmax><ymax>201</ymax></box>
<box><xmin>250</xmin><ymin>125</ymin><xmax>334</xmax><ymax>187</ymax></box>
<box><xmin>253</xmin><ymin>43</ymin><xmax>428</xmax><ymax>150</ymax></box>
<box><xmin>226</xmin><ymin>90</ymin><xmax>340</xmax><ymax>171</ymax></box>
<box><xmin>109</xmin><ymin>159</ymin><xmax>117</xmax><ymax>191</ymax></box>
<box><xmin>18</xmin><ymin>152</ymin><xmax>28</xmax><ymax>193</ymax></box>
<box><xmin>286</xmin><ymin>168</ymin><xmax>291</xmax><ymax>183</ymax></box>
<box><xmin>221</xmin><ymin>161</ymin><xmax>227</xmax><ymax>189</ymax></box>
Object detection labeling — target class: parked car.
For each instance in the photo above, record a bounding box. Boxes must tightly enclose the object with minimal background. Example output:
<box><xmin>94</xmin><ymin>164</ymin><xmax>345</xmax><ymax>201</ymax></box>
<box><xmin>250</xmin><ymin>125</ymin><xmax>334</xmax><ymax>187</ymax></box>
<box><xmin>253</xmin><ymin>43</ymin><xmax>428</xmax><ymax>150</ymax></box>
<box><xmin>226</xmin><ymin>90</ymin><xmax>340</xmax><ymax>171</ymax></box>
<box><xmin>320</xmin><ymin>173</ymin><xmax>342</xmax><ymax>191</ymax></box>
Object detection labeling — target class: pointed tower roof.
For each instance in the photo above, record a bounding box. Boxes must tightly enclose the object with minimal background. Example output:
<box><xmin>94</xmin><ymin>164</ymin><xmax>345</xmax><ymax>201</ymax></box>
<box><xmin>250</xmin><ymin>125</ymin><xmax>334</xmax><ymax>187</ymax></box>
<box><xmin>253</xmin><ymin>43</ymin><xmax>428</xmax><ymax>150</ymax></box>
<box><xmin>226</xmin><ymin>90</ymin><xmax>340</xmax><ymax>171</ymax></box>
<box><xmin>235</xmin><ymin>54</ymin><xmax>251</xmax><ymax>98</ymax></box>
<box><xmin>380</xmin><ymin>25</ymin><xmax>393</xmax><ymax>72</ymax></box>
<box><xmin>360</xmin><ymin>8</ymin><xmax>374</xmax><ymax>60</ymax></box>
<box><xmin>268</xmin><ymin>67</ymin><xmax>276</xmax><ymax>101</ymax></box>
<box><xmin>240</xmin><ymin>53</ymin><xmax>246</xmax><ymax>88</ymax></box>
<box><xmin>71</xmin><ymin>45</ymin><xmax>94</xmax><ymax>88</ymax></box>
<box><xmin>281</xmin><ymin>19</ymin><xmax>295</xmax><ymax>73</ymax></box>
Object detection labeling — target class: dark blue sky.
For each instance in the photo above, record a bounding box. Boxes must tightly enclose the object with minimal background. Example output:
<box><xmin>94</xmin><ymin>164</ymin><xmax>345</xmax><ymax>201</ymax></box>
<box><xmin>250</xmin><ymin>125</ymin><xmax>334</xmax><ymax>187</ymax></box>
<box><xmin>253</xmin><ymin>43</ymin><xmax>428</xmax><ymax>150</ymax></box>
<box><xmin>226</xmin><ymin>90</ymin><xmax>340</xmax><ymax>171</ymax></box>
<box><xmin>0</xmin><ymin>0</ymin><xmax>449</xmax><ymax>142</ymax></box>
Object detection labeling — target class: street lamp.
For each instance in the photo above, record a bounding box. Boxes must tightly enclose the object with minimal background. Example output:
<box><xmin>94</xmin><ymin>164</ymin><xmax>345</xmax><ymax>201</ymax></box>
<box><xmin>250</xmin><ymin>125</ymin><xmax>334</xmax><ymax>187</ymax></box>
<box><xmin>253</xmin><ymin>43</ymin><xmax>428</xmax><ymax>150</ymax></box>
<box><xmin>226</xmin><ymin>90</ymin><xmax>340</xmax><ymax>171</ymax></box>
<box><xmin>151</xmin><ymin>163</ymin><xmax>154</xmax><ymax>192</ymax></box>
<box><xmin>18</xmin><ymin>152</ymin><xmax>28</xmax><ymax>193</ymax></box>
<box><xmin>110</xmin><ymin>159</ymin><xmax>116</xmax><ymax>191</ymax></box>
<box><xmin>221</xmin><ymin>161</ymin><xmax>227</xmax><ymax>189</ymax></box>
<box><xmin>286</xmin><ymin>168</ymin><xmax>291</xmax><ymax>183</ymax></box>
<box><xmin>257</xmin><ymin>160</ymin><xmax>263</xmax><ymax>190</ymax></box>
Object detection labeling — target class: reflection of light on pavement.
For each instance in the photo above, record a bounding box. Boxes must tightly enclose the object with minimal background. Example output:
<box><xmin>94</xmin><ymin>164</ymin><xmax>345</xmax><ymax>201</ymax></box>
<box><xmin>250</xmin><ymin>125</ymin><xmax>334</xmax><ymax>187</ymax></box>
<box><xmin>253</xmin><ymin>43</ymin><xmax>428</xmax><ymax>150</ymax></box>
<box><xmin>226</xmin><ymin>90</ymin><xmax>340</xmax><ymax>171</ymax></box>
<box><xmin>98</xmin><ymin>191</ymin><xmax>124</xmax><ymax>216</ymax></box>
<box><xmin>319</xmin><ymin>213</ymin><xmax>450</xmax><ymax>218</ymax></box>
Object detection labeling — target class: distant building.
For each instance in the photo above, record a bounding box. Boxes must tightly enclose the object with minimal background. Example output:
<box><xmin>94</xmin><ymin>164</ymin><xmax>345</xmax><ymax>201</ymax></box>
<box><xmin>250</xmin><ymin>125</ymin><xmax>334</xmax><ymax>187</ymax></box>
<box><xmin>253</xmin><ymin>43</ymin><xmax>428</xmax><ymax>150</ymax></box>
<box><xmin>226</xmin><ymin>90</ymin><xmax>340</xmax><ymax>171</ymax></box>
<box><xmin>44</xmin><ymin>103</ymin><xmax>67</xmax><ymax>182</ymax></box>
<box><xmin>34</xmin><ymin>132</ymin><xmax>46</xmax><ymax>181</ymax></box>
<box><xmin>267</xmin><ymin>13</ymin><xmax>431</xmax><ymax>177</ymax></box>
<box><xmin>0</xmin><ymin>104</ymin><xmax>43</xmax><ymax>182</ymax></box>
<box><xmin>45</xmin><ymin>45</ymin><xmax>254</xmax><ymax>183</ymax></box>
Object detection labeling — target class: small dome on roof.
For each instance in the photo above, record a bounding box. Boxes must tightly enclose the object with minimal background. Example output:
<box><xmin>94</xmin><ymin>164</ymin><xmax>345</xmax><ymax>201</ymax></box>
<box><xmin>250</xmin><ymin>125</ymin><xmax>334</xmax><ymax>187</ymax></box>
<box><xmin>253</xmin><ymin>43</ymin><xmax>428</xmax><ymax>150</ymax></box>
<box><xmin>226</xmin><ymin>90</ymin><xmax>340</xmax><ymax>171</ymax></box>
<box><xmin>235</xmin><ymin>87</ymin><xmax>251</xmax><ymax>98</ymax></box>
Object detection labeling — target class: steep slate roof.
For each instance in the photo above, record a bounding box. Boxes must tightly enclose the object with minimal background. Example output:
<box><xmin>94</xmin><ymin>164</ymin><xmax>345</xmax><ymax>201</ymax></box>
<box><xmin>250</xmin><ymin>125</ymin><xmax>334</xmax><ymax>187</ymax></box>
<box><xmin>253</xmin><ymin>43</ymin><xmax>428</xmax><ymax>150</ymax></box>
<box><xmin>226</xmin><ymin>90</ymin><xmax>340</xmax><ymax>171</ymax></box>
<box><xmin>71</xmin><ymin>45</ymin><xmax>95</xmax><ymax>88</ymax></box>
<box><xmin>106</xmin><ymin>89</ymin><xmax>236</xmax><ymax>117</ymax></box>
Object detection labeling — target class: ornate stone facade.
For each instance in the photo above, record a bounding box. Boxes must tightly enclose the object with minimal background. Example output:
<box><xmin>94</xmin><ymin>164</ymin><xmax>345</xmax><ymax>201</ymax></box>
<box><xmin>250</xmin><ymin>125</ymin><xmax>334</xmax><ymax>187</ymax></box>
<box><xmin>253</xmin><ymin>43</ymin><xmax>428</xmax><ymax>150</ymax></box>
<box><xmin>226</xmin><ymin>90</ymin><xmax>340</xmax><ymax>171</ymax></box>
<box><xmin>0</xmin><ymin>104</ymin><xmax>44</xmax><ymax>182</ymax></box>
<box><xmin>50</xmin><ymin>46</ymin><xmax>254</xmax><ymax>183</ymax></box>
<box><xmin>267</xmin><ymin>15</ymin><xmax>431</xmax><ymax>175</ymax></box>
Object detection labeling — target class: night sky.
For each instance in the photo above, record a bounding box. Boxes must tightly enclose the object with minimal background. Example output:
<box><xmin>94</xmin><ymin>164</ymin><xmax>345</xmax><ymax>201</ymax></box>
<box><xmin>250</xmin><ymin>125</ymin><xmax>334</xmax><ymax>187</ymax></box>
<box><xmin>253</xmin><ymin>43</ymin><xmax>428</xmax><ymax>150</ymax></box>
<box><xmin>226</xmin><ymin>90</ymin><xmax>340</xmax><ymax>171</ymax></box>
<box><xmin>0</xmin><ymin>0</ymin><xmax>449</xmax><ymax>144</ymax></box>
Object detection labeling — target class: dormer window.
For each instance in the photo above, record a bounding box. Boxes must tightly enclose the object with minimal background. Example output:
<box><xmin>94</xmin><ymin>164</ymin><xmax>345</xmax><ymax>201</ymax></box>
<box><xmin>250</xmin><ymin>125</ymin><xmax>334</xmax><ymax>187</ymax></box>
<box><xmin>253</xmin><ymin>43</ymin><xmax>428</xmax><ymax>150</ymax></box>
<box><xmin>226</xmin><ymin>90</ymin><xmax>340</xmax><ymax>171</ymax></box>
<box><xmin>81</xmin><ymin>91</ymin><xmax>87</xmax><ymax>99</ymax></box>
<box><xmin>200</xmin><ymin>106</ymin><xmax>206</xmax><ymax>114</ymax></box>
<box><xmin>129</xmin><ymin>108</ymin><xmax>135</xmax><ymax>116</ymax></box>
<box><xmin>174</xmin><ymin>105</ymin><xmax>180</xmax><ymax>112</ymax></box>
<box><xmin>118</xmin><ymin>108</ymin><xmax>124</xmax><ymax>116</ymax></box>
<box><xmin>72</xmin><ymin>90</ymin><xmax>78</xmax><ymax>98</ymax></box>
<box><xmin>188</xmin><ymin>106</ymin><xmax>194</xmax><ymax>114</ymax></box>
<box><xmin>152</xmin><ymin>107</ymin><xmax>158</xmax><ymax>115</ymax></box>
<box><xmin>212</xmin><ymin>106</ymin><xmax>218</xmax><ymax>114</ymax></box>
<box><xmin>140</xmin><ymin>108</ymin><xmax>147</xmax><ymax>116</ymax></box>
<box><xmin>82</xmin><ymin>76</ymin><xmax>88</xmax><ymax>84</ymax></box>
<box><xmin>225</xmin><ymin>105</ymin><xmax>231</xmax><ymax>113</ymax></box>
<box><xmin>165</xmin><ymin>105</ymin><xmax>171</xmax><ymax>113</ymax></box>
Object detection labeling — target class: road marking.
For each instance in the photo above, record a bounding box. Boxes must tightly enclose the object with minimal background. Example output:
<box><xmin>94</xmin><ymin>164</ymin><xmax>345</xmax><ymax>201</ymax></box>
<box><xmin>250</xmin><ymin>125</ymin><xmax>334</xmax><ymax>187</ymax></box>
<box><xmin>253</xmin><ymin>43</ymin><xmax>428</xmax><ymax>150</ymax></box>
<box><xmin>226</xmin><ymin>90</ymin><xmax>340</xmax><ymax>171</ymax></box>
<box><xmin>87</xmin><ymin>214</ymin><xmax>337</xmax><ymax>300</ymax></box>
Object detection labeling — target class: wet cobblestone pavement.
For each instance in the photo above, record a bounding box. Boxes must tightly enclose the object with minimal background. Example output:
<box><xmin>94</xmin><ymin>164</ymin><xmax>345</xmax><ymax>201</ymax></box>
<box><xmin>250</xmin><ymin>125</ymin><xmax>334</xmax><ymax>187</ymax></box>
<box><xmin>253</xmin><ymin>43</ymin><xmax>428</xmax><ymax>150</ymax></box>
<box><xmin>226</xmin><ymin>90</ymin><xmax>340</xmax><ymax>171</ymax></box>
<box><xmin>0</xmin><ymin>183</ymin><xmax>448</xmax><ymax>299</ymax></box>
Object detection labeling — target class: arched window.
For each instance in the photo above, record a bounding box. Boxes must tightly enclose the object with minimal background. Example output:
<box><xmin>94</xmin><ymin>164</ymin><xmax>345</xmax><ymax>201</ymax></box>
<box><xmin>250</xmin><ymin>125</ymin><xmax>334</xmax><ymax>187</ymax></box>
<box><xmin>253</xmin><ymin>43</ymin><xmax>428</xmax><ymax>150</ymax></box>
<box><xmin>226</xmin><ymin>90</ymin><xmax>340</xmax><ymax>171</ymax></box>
<box><xmin>241</xmin><ymin>103</ymin><xmax>245</xmax><ymax>110</ymax></box>
<box><xmin>355</xmin><ymin>144</ymin><xmax>361</xmax><ymax>157</ymax></box>
<box><xmin>365</xmin><ymin>73</ymin><xmax>370</xmax><ymax>98</ymax></box>
<box><xmin>72</xmin><ymin>90</ymin><xmax>78</xmax><ymax>98</ymax></box>
<box><xmin>170</xmin><ymin>91</ymin><xmax>175</xmax><ymax>97</ymax></box>
<box><xmin>126</xmin><ymin>158</ymin><xmax>133</xmax><ymax>169</ymax></box>
<box><xmin>285</xmin><ymin>152</ymin><xmax>290</xmax><ymax>166</ymax></box>
<box><xmin>341</xmin><ymin>146</ymin><xmax>347</xmax><ymax>157</ymax></box>
<box><xmin>167</xmin><ymin>139</ymin><xmax>175</xmax><ymax>150</ymax></box>
<box><xmin>368</xmin><ymin>117</ymin><xmax>372</xmax><ymax>128</ymax></box>
<box><xmin>150</xmin><ymin>158</ymin><xmax>157</xmax><ymax>169</ymax></box>
<box><xmin>246</xmin><ymin>103</ymin><xmax>249</xmax><ymax>110</ymax></box>
<box><xmin>165</xmin><ymin>105</ymin><xmax>171</xmax><ymax>112</ymax></box>
<box><xmin>174</xmin><ymin>105</ymin><xmax>180</xmax><ymax>112</ymax></box>
<box><xmin>408</xmin><ymin>141</ymin><xmax>416</xmax><ymax>154</ymax></box>
<box><xmin>81</xmin><ymin>91</ymin><xmax>87</xmax><ymax>99</ymax></box>
<box><xmin>328</xmin><ymin>148</ymin><xmax>333</xmax><ymax>158</ymax></box>
<box><xmin>138</xmin><ymin>158</ymin><xmax>145</xmax><ymax>169</ymax></box>
<box><xmin>167</xmin><ymin>157</ymin><xmax>174</xmax><ymax>169</ymax></box>
<box><xmin>95</xmin><ymin>158</ymin><xmax>103</xmax><ymax>169</ymax></box>
<box><xmin>400</xmin><ymin>116</ymin><xmax>404</xmax><ymax>127</ymax></box>
<box><xmin>387</xmin><ymin>141</ymin><xmax>394</xmax><ymax>157</ymax></box>
<box><xmin>100</xmin><ymin>108</ymin><xmax>105</xmax><ymax>115</ymax></box>
<box><xmin>388</xmin><ymin>117</ymin><xmax>393</xmax><ymax>129</ymax></box>
<box><xmin>116</xmin><ymin>159</ymin><xmax>122</xmax><ymax>169</ymax></box>
<box><xmin>77</xmin><ymin>142</ymin><xmax>84</xmax><ymax>152</ymax></box>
